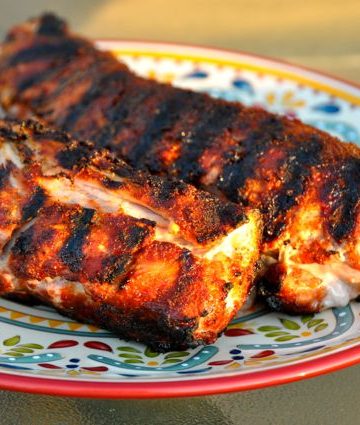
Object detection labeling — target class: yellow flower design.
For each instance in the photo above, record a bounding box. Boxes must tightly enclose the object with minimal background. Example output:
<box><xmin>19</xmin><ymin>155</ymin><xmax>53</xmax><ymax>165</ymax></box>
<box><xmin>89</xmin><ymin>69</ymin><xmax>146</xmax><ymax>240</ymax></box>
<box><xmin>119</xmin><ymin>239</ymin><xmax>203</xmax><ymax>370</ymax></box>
<box><xmin>147</xmin><ymin>70</ymin><xmax>175</xmax><ymax>83</ymax></box>
<box><xmin>266</xmin><ymin>90</ymin><xmax>306</xmax><ymax>110</ymax></box>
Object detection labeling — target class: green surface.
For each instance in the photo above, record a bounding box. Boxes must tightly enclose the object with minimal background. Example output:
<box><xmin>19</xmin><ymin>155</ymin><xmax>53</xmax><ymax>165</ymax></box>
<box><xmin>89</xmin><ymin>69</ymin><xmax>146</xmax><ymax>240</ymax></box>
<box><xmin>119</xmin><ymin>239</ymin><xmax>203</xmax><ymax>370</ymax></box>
<box><xmin>0</xmin><ymin>1</ymin><xmax>359</xmax><ymax>423</ymax></box>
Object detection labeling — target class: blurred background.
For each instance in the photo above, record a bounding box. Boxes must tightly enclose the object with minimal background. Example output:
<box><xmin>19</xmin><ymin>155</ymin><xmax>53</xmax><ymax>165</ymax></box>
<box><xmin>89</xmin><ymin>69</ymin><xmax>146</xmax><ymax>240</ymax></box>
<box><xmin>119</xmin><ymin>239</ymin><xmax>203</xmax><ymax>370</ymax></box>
<box><xmin>0</xmin><ymin>0</ymin><xmax>360</xmax><ymax>82</ymax></box>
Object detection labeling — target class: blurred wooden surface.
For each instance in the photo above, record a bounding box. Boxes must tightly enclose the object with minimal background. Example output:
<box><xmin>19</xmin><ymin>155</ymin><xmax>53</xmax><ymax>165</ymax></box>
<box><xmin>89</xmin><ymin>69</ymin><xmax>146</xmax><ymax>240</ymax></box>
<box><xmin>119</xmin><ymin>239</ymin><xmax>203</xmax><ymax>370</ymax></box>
<box><xmin>0</xmin><ymin>1</ymin><xmax>359</xmax><ymax>424</ymax></box>
<box><xmin>0</xmin><ymin>0</ymin><xmax>359</xmax><ymax>81</ymax></box>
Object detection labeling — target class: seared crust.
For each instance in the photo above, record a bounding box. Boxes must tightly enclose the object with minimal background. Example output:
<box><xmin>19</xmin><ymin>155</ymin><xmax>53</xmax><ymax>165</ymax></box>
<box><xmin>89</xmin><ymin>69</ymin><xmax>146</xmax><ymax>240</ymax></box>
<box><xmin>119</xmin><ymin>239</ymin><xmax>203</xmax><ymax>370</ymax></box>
<box><xmin>10</xmin><ymin>203</ymin><xmax>155</xmax><ymax>284</ymax></box>
<box><xmin>0</xmin><ymin>14</ymin><xmax>359</xmax><ymax>313</ymax></box>
<box><xmin>0</xmin><ymin>15</ymin><xmax>358</xmax><ymax>246</ymax></box>
<box><xmin>0</xmin><ymin>118</ymin><xmax>261</xmax><ymax>350</ymax></box>
<box><xmin>1</xmin><ymin>119</ymin><xmax>248</xmax><ymax>247</ymax></box>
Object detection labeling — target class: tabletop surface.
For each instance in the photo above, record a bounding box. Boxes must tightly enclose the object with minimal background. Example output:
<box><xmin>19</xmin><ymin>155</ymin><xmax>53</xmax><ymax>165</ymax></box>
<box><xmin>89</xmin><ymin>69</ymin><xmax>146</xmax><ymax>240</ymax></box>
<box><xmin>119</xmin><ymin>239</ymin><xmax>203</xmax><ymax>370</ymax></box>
<box><xmin>0</xmin><ymin>0</ymin><xmax>359</xmax><ymax>424</ymax></box>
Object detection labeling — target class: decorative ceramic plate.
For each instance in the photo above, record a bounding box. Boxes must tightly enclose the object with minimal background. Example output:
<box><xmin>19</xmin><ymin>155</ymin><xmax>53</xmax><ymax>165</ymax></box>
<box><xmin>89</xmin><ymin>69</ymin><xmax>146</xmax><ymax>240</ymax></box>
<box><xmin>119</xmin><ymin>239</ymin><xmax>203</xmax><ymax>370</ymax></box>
<box><xmin>0</xmin><ymin>41</ymin><xmax>360</xmax><ymax>398</ymax></box>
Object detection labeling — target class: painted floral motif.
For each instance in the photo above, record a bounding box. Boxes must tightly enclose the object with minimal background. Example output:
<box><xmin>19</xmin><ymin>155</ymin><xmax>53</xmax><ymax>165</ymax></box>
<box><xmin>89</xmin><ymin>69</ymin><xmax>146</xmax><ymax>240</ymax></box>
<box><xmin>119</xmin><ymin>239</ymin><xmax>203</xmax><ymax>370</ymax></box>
<box><xmin>265</xmin><ymin>89</ymin><xmax>306</xmax><ymax>112</ymax></box>
<box><xmin>224</xmin><ymin>322</ymin><xmax>255</xmax><ymax>337</ymax></box>
<box><xmin>0</xmin><ymin>335</ymin><xmax>44</xmax><ymax>357</ymax></box>
<box><xmin>257</xmin><ymin>315</ymin><xmax>328</xmax><ymax>342</ymax></box>
<box><xmin>0</xmin><ymin>305</ymin><xmax>355</xmax><ymax>378</ymax></box>
<box><xmin>232</xmin><ymin>78</ymin><xmax>255</xmax><ymax>95</ymax></box>
<box><xmin>116</xmin><ymin>345</ymin><xmax>190</xmax><ymax>367</ymax></box>
<box><xmin>39</xmin><ymin>357</ymin><xmax>109</xmax><ymax>377</ymax></box>
<box><xmin>88</xmin><ymin>345</ymin><xmax>217</xmax><ymax>373</ymax></box>
<box><xmin>208</xmin><ymin>348</ymin><xmax>245</xmax><ymax>371</ymax></box>
<box><xmin>184</xmin><ymin>70</ymin><xmax>209</xmax><ymax>79</ymax></box>
<box><xmin>147</xmin><ymin>69</ymin><xmax>176</xmax><ymax>83</ymax></box>
<box><xmin>312</xmin><ymin>102</ymin><xmax>341</xmax><ymax>113</ymax></box>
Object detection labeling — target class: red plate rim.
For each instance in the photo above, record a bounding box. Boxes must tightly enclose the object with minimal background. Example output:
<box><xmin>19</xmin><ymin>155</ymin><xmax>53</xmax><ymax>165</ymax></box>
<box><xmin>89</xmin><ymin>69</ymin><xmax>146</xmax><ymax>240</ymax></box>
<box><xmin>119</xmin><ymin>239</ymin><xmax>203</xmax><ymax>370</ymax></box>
<box><xmin>0</xmin><ymin>344</ymin><xmax>359</xmax><ymax>398</ymax></box>
<box><xmin>0</xmin><ymin>41</ymin><xmax>359</xmax><ymax>398</ymax></box>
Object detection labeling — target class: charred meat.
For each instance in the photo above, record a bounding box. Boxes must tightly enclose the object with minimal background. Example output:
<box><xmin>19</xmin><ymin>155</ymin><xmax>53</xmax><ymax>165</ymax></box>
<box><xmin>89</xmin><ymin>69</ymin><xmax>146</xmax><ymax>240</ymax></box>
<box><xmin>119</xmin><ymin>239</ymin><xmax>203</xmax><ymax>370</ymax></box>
<box><xmin>0</xmin><ymin>119</ymin><xmax>261</xmax><ymax>350</ymax></box>
<box><xmin>0</xmin><ymin>14</ymin><xmax>359</xmax><ymax>313</ymax></box>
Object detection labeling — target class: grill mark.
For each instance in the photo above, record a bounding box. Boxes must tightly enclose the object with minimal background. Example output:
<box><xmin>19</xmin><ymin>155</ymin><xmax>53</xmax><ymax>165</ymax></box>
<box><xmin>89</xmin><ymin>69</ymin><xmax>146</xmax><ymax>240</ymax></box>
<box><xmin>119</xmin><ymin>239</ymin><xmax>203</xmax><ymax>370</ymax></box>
<box><xmin>15</xmin><ymin>142</ymin><xmax>34</xmax><ymax>164</ymax></box>
<box><xmin>101</xmin><ymin>177</ymin><xmax>123</xmax><ymax>190</ymax></box>
<box><xmin>145</xmin><ymin>92</ymin><xmax>211</xmax><ymax>175</ymax></box>
<box><xmin>264</xmin><ymin>135</ymin><xmax>323</xmax><ymax>241</ymax></box>
<box><xmin>28</xmin><ymin>58</ymin><xmax>100</xmax><ymax>109</ymax></box>
<box><xmin>263</xmin><ymin>136</ymin><xmax>323</xmax><ymax>241</ymax></box>
<box><xmin>138</xmin><ymin>174</ymin><xmax>188</xmax><ymax>203</ymax></box>
<box><xmin>16</xmin><ymin>60</ymin><xmax>71</xmax><ymax>92</ymax></box>
<box><xmin>99</xmin><ymin>254</ymin><xmax>133</xmax><ymax>285</ymax></box>
<box><xmin>21</xmin><ymin>186</ymin><xmax>46</xmax><ymax>221</ymax></box>
<box><xmin>60</xmin><ymin>208</ymin><xmax>95</xmax><ymax>272</ymax></box>
<box><xmin>123</xmin><ymin>222</ymin><xmax>154</xmax><ymax>250</ymax></box>
<box><xmin>217</xmin><ymin>114</ymin><xmax>285</xmax><ymax>204</ymax></box>
<box><xmin>19</xmin><ymin>119</ymin><xmax>44</xmax><ymax>135</ymax></box>
<box><xmin>56</xmin><ymin>144</ymin><xmax>90</xmax><ymax>169</ymax></box>
<box><xmin>18</xmin><ymin>119</ymin><xmax>71</xmax><ymax>145</ymax></box>
<box><xmin>0</xmin><ymin>164</ymin><xmax>11</xmax><ymax>189</ymax></box>
<box><xmin>173</xmin><ymin>102</ymin><xmax>240</xmax><ymax>183</ymax></box>
<box><xmin>112</xmin><ymin>160</ymin><xmax>134</xmax><ymax>180</ymax></box>
<box><xmin>127</xmin><ymin>89</ymin><xmax>197</xmax><ymax>165</ymax></box>
<box><xmin>11</xmin><ymin>225</ymin><xmax>35</xmax><ymax>257</ymax></box>
<box><xmin>217</xmin><ymin>117</ymin><xmax>325</xmax><ymax>241</ymax></box>
<box><xmin>7</xmin><ymin>40</ymin><xmax>81</xmax><ymax>67</ymax></box>
<box><xmin>216</xmin><ymin>202</ymin><xmax>246</xmax><ymax>230</ymax></box>
<box><xmin>93</xmin><ymin>80</ymin><xmax>159</xmax><ymax>151</ymax></box>
<box><xmin>32</xmin><ymin>129</ymin><xmax>71</xmax><ymax>144</ymax></box>
<box><xmin>321</xmin><ymin>157</ymin><xmax>360</xmax><ymax>242</ymax></box>
<box><xmin>172</xmin><ymin>250</ymin><xmax>197</xmax><ymax>297</ymax></box>
<box><xmin>61</xmin><ymin>70</ymin><xmax>130</xmax><ymax>136</ymax></box>
<box><xmin>0</xmin><ymin>126</ymin><xmax>26</xmax><ymax>141</ymax></box>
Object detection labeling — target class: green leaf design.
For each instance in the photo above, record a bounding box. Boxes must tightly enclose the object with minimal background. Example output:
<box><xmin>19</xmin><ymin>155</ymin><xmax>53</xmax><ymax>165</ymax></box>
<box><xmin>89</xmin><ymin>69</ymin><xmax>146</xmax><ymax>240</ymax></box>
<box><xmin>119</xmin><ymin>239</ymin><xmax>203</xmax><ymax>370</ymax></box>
<box><xmin>3</xmin><ymin>351</ymin><xmax>23</xmax><ymax>357</ymax></box>
<box><xmin>301</xmin><ymin>314</ymin><xmax>314</xmax><ymax>324</ymax></box>
<box><xmin>307</xmin><ymin>319</ymin><xmax>323</xmax><ymax>329</ymax></box>
<box><xmin>258</xmin><ymin>326</ymin><xmax>281</xmax><ymax>332</ymax></box>
<box><xmin>123</xmin><ymin>359</ymin><xmax>144</xmax><ymax>364</ymax></box>
<box><xmin>116</xmin><ymin>346</ymin><xmax>142</xmax><ymax>353</ymax></box>
<box><xmin>265</xmin><ymin>331</ymin><xmax>290</xmax><ymax>337</ymax></box>
<box><xmin>274</xmin><ymin>335</ymin><xmax>299</xmax><ymax>342</ymax></box>
<box><xmin>162</xmin><ymin>358</ymin><xmax>182</xmax><ymax>364</ymax></box>
<box><xmin>19</xmin><ymin>344</ymin><xmax>44</xmax><ymax>349</ymax></box>
<box><xmin>118</xmin><ymin>353</ymin><xmax>143</xmax><ymax>359</ymax></box>
<box><xmin>3</xmin><ymin>336</ymin><xmax>20</xmax><ymax>347</ymax></box>
<box><xmin>144</xmin><ymin>347</ymin><xmax>160</xmax><ymax>358</ymax></box>
<box><xmin>11</xmin><ymin>347</ymin><xmax>33</xmax><ymax>354</ymax></box>
<box><xmin>280</xmin><ymin>319</ymin><xmax>300</xmax><ymax>330</ymax></box>
<box><xmin>314</xmin><ymin>323</ymin><xmax>328</xmax><ymax>332</ymax></box>
<box><xmin>164</xmin><ymin>351</ymin><xmax>189</xmax><ymax>359</ymax></box>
